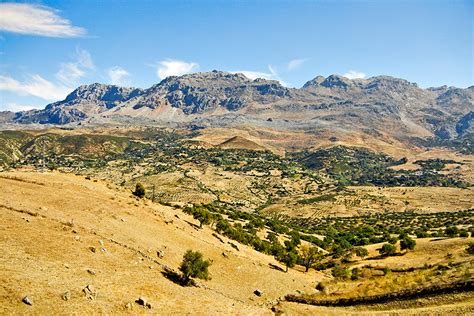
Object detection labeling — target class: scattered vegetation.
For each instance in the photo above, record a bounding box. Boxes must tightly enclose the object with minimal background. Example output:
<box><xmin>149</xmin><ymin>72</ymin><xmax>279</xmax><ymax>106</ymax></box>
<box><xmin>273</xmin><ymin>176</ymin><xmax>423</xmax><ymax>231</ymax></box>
<box><xmin>179</xmin><ymin>250</ymin><xmax>212</xmax><ymax>285</ymax></box>
<box><xmin>132</xmin><ymin>183</ymin><xmax>146</xmax><ymax>198</ymax></box>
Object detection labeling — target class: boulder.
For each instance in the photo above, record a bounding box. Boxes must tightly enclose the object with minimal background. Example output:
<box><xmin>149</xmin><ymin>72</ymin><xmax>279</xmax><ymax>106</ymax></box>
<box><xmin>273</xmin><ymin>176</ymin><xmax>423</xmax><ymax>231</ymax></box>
<box><xmin>254</xmin><ymin>289</ymin><xmax>263</xmax><ymax>297</ymax></box>
<box><xmin>22</xmin><ymin>296</ymin><xmax>33</xmax><ymax>305</ymax></box>
<box><xmin>62</xmin><ymin>291</ymin><xmax>71</xmax><ymax>301</ymax></box>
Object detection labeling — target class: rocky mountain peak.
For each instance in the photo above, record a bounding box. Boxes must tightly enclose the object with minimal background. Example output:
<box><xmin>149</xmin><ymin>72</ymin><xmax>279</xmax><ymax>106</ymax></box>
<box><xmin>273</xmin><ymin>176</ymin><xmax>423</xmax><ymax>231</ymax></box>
<box><xmin>65</xmin><ymin>83</ymin><xmax>143</xmax><ymax>103</ymax></box>
<box><xmin>364</xmin><ymin>76</ymin><xmax>418</xmax><ymax>92</ymax></box>
<box><xmin>139</xmin><ymin>71</ymin><xmax>291</xmax><ymax>114</ymax></box>
<box><xmin>320</xmin><ymin>74</ymin><xmax>354</xmax><ymax>89</ymax></box>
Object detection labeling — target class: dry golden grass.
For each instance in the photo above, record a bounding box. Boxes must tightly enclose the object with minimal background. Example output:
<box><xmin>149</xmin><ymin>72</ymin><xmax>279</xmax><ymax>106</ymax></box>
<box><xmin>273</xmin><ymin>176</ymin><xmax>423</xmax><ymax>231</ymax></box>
<box><xmin>263</xmin><ymin>186</ymin><xmax>474</xmax><ymax>218</ymax></box>
<box><xmin>0</xmin><ymin>171</ymin><xmax>321</xmax><ymax>315</ymax></box>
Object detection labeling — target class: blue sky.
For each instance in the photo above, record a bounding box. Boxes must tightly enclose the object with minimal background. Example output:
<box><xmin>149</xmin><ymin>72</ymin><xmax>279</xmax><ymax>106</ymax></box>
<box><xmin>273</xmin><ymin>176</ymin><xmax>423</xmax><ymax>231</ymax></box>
<box><xmin>0</xmin><ymin>0</ymin><xmax>472</xmax><ymax>111</ymax></box>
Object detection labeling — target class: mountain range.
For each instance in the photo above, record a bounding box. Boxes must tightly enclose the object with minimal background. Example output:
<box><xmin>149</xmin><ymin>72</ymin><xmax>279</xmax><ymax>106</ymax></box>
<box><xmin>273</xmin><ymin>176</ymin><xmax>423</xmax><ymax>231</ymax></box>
<box><xmin>2</xmin><ymin>70</ymin><xmax>473</xmax><ymax>141</ymax></box>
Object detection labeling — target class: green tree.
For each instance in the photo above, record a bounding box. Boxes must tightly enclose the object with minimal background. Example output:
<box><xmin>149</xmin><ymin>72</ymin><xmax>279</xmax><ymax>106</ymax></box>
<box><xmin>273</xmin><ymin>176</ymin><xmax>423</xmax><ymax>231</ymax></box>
<box><xmin>445</xmin><ymin>226</ymin><xmax>459</xmax><ymax>237</ymax></box>
<box><xmin>354</xmin><ymin>246</ymin><xmax>369</xmax><ymax>259</ymax></box>
<box><xmin>379</xmin><ymin>243</ymin><xmax>396</xmax><ymax>257</ymax></box>
<box><xmin>280</xmin><ymin>251</ymin><xmax>298</xmax><ymax>272</ymax></box>
<box><xmin>300</xmin><ymin>245</ymin><xmax>322</xmax><ymax>272</ymax></box>
<box><xmin>132</xmin><ymin>183</ymin><xmax>146</xmax><ymax>198</ymax></box>
<box><xmin>179</xmin><ymin>250</ymin><xmax>212</xmax><ymax>284</ymax></box>
<box><xmin>400</xmin><ymin>236</ymin><xmax>416</xmax><ymax>251</ymax></box>
<box><xmin>194</xmin><ymin>208</ymin><xmax>213</xmax><ymax>228</ymax></box>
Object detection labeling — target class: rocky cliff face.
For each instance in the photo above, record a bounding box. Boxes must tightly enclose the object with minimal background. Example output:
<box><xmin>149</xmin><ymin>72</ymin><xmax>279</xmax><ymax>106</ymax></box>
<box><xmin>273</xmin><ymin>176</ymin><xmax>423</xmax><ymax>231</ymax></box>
<box><xmin>5</xmin><ymin>71</ymin><xmax>473</xmax><ymax>141</ymax></box>
<box><xmin>133</xmin><ymin>71</ymin><xmax>293</xmax><ymax>114</ymax></box>
<box><xmin>14</xmin><ymin>84</ymin><xmax>143</xmax><ymax>124</ymax></box>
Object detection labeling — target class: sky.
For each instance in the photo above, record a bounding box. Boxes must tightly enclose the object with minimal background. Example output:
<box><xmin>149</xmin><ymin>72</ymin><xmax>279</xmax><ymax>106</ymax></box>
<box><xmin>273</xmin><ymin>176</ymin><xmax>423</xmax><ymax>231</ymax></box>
<box><xmin>0</xmin><ymin>0</ymin><xmax>472</xmax><ymax>111</ymax></box>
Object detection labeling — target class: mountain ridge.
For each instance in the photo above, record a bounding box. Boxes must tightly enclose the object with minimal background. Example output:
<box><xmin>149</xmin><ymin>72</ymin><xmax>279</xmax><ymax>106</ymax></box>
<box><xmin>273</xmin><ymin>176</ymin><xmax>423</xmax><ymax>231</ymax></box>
<box><xmin>3</xmin><ymin>71</ymin><xmax>473</xmax><ymax>142</ymax></box>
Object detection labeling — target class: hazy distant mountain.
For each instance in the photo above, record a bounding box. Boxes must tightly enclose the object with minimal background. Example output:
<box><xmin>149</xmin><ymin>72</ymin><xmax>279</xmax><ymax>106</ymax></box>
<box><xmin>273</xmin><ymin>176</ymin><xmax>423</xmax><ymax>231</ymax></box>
<box><xmin>6</xmin><ymin>71</ymin><xmax>474</xmax><ymax>140</ymax></box>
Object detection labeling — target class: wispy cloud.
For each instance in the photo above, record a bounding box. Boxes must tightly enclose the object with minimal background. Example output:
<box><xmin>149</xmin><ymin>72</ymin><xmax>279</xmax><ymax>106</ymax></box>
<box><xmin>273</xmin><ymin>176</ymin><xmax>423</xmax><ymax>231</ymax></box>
<box><xmin>343</xmin><ymin>70</ymin><xmax>366</xmax><ymax>80</ymax></box>
<box><xmin>0</xmin><ymin>74</ymin><xmax>70</xmax><ymax>101</ymax></box>
<box><xmin>287</xmin><ymin>58</ymin><xmax>307</xmax><ymax>71</ymax></box>
<box><xmin>56</xmin><ymin>48</ymin><xmax>94</xmax><ymax>85</ymax></box>
<box><xmin>156</xmin><ymin>59</ymin><xmax>199</xmax><ymax>80</ymax></box>
<box><xmin>108</xmin><ymin>66</ymin><xmax>130</xmax><ymax>85</ymax></box>
<box><xmin>234</xmin><ymin>65</ymin><xmax>287</xmax><ymax>86</ymax></box>
<box><xmin>0</xmin><ymin>3</ymin><xmax>86</xmax><ymax>37</ymax></box>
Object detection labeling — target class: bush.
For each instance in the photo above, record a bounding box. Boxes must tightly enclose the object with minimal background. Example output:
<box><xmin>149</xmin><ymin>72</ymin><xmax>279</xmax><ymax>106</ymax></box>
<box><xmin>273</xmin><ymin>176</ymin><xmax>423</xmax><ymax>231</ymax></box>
<box><xmin>445</xmin><ymin>226</ymin><xmax>459</xmax><ymax>237</ymax></box>
<box><xmin>379</xmin><ymin>243</ymin><xmax>396</xmax><ymax>257</ymax></box>
<box><xmin>400</xmin><ymin>236</ymin><xmax>416</xmax><ymax>251</ymax></box>
<box><xmin>332</xmin><ymin>265</ymin><xmax>351</xmax><ymax>279</ymax></box>
<box><xmin>467</xmin><ymin>242</ymin><xmax>474</xmax><ymax>255</ymax></box>
<box><xmin>354</xmin><ymin>246</ymin><xmax>369</xmax><ymax>259</ymax></box>
<box><xmin>132</xmin><ymin>183</ymin><xmax>146</xmax><ymax>198</ymax></box>
<box><xmin>351</xmin><ymin>267</ymin><xmax>360</xmax><ymax>280</ymax></box>
<box><xmin>459</xmin><ymin>230</ymin><xmax>469</xmax><ymax>238</ymax></box>
<box><xmin>179</xmin><ymin>250</ymin><xmax>212</xmax><ymax>284</ymax></box>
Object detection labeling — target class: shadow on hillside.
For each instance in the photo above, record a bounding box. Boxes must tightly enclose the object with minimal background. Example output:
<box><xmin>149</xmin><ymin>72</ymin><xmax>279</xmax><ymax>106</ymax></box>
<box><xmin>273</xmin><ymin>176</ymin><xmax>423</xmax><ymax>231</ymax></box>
<box><xmin>161</xmin><ymin>269</ymin><xmax>187</xmax><ymax>286</ymax></box>
<box><xmin>161</xmin><ymin>268</ymin><xmax>197</xmax><ymax>287</ymax></box>
<box><xmin>268</xmin><ymin>263</ymin><xmax>286</xmax><ymax>272</ymax></box>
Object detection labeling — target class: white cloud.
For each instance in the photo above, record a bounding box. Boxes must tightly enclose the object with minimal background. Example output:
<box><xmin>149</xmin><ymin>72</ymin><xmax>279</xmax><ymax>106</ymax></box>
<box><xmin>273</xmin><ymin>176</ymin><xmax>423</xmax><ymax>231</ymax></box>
<box><xmin>0</xmin><ymin>74</ymin><xmax>70</xmax><ymax>101</ymax></box>
<box><xmin>4</xmin><ymin>102</ymin><xmax>38</xmax><ymax>112</ymax></box>
<box><xmin>156</xmin><ymin>59</ymin><xmax>198</xmax><ymax>80</ymax></box>
<box><xmin>0</xmin><ymin>3</ymin><xmax>86</xmax><ymax>37</ymax></box>
<box><xmin>234</xmin><ymin>65</ymin><xmax>287</xmax><ymax>86</ymax></box>
<box><xmin>343</xmin><ymin>70</ymin><xmax>366</xmax><ymax>80</ymax></box>
<box><xmin>56</xmin><ymin>48</ymin><xmax>94</xmax><ymax>85</ymax></box>
<box><xmin>108</xmin><ymin>66</ymin><xmax>130</xmax><ymax>85</ymax></box>
<box><xmin>287</xmin><ymin>58</ymin><xmax>307</xmax><ymax>71</ymax></box>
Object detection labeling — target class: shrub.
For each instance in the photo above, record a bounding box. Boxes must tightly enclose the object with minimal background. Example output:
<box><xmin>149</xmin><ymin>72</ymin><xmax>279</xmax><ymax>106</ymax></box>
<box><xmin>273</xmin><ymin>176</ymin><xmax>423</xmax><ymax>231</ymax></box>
<box><xmin>332</xmin><ymin>265</ymin><xmax>351</xmax><ymax>279</ymax></box>
<box><xmin>351</xmin><ymin>267</ymin><xmax>360</xmax><ymax>280</ymax></box>
<box><xmin>194</xmin><ymin>208</ymin><xmax>213</xmax><ymax>228</ymax></box>
<box><xmin>383</xmin><ymin>267</ymin><xmax>392</xmax><ymax>275</ymax></box>
<box><xmin>179</xmin><ymin>250</ymin><xmax>212</xmax><ymax>284</ymax></box>
<box><xmin>445</xmin><ymin>226</ymin><xmax>459</xmax><ymax>237</ymax></box>
<box><xmin>459</xmin><ymin>230</ymin><xmax>469</xmax><ymax>238</ymax></box>
<box><xmin>132</xmin><ymin>183</ymin><xmax>146</xmax><ymax>198</ymax></box>
<box><xmin>354</xmin><ymin>246</ymin><xmax>369</xmax><ymax>259</ymax></box>
<box><xmin>379</xmin><ymin>243</ymin><xmax>396</xmax><ymax>257</ymax></box>
<box><xmin>467</xmin><ymin>242</ymin><xmax>474</xmax><ymax>255</ymax></box>
<box><xmin>400</xmin><ymin>236</ymin><xmax>416</xmax><ymax>251</ymax></box>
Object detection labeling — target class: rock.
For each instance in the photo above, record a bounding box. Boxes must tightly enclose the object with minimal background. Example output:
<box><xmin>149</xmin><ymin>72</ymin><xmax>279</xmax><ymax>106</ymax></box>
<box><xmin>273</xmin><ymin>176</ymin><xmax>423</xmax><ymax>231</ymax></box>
<box><xmin>136</xmin><ymin>297</ymin><xmax>147</xmax><ymax>306</ymax></box>
<box><xmin>89</xmin><ymin>247</ymin><xmax>97</xmax><ymax>253</ymax></box>
<box><xmin>62</xmin><ymin>291</ymin><xmax>71</xmax><ymax>301</ymax></box>
<box><xmin>157</xmin><ymin>250</ymin><xmax>165</xmax><ymax>258</ymax></box>
<box><xmin>22</xmin><ymin>296</ymin><xmax>33</xmax><ymax>305</ymax></box>
<box><xmin>254</xmin><ymin>289</ymin><xmax>263</xmax><ymax>297</ymax></box>
<box><xmin>125</xmin><ymin>302</ymin><xmax>132</xmax><ymax>310</ymax></box>
<box><xmin>99</xmin><ymin>240</ymin><xmax>104</xmax><ymax>246</ymax></box>
<box><xmin>87</xmin><ymin>269</ymin><xmax>96</xmax><ymax>275</ymax></box>
<box><xmin>83</xmin><ymin>285</ymin><xmax>97</xmax><ymax>300</ymax></box>
<box><xmin>136</xmin><ymin>297</ymin><xmax>152</xmax><ymax>309</ymax></box>
<box><xmin>222</xmin><ymin>252</ymin><xmax>229</xmax><ymax>258</ymax></box>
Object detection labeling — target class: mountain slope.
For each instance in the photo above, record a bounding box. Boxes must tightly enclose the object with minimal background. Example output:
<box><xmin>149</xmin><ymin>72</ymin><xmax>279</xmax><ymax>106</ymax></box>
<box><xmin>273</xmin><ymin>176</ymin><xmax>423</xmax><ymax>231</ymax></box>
<box><xmin>0</xmin><ymin>171</ymin><xmax>318</xmax><ymax>314</ymax></box>
<box><xmin>4</xmin><ymin>71</ymin><xmax>473</xmax><ymax>142</ymax></box>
